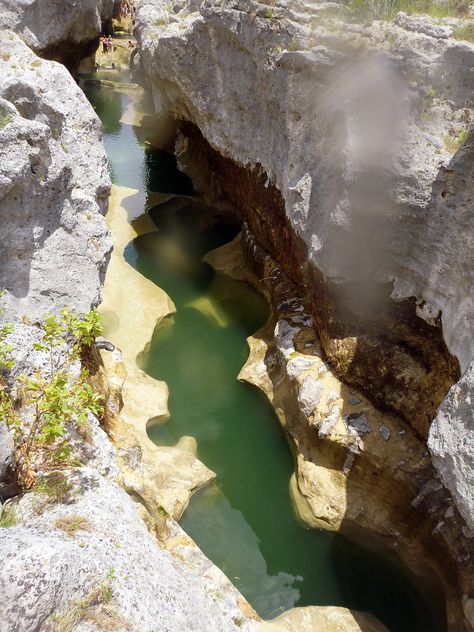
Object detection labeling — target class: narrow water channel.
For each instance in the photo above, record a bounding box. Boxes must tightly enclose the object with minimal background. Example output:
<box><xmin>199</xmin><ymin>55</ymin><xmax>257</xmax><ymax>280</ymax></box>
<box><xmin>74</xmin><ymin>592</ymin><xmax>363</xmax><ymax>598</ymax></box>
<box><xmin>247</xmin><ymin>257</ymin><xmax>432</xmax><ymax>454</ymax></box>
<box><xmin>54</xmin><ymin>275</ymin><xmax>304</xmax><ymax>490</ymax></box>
<box><xmin>83</xmin><ymin>68</ymin><xmax>445</xmax><ymax>632</ymax></box>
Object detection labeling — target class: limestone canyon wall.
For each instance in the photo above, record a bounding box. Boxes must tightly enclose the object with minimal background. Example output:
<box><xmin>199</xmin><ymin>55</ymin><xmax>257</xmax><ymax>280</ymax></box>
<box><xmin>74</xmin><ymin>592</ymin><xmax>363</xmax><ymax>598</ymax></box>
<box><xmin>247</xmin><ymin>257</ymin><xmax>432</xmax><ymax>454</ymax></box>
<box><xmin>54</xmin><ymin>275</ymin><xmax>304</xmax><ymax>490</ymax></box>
<box><xmin>134</xmin><ymin>0</ymin><xmax>474</xmax><ymax>532</ymax></box>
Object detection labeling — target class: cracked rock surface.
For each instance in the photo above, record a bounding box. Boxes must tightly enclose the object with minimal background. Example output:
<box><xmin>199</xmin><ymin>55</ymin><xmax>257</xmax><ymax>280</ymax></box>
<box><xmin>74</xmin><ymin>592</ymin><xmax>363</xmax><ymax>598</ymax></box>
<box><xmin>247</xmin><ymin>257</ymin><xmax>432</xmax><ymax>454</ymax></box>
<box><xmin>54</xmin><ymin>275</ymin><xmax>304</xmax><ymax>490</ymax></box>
<box><xmin>0</xmin><ymin>32</ymin><xmax>112</xmax><ymax>321</ymax></box>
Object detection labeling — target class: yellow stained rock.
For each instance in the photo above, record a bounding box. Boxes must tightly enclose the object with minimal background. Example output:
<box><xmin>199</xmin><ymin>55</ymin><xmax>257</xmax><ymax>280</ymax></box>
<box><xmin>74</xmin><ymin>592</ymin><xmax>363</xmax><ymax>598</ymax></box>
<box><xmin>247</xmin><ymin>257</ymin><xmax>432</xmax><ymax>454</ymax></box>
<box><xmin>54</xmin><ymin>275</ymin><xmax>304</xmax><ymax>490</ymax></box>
<box><xmin>100</xmin><ymin>184</ymin><xmax>215</xmax><ymax>521</ymax></box>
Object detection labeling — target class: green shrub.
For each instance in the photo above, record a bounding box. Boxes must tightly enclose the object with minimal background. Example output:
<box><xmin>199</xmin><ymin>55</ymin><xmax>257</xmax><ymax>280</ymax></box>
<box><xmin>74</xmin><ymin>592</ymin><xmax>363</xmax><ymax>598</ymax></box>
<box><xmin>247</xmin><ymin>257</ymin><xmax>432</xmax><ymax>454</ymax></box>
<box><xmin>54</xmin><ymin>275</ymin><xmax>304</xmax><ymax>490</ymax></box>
<box><xmin>444</xmin><ymin>126</ymin><xmax>469</xmax><ymax>153</ymax></box>
<box><xmin>34</xmin><ymin>473</ymin><xmax>73</xmax><ymax>503</ymax></box>
<box><xmin>0</xmin><ymin>306</ymin><xmax>105</xmax><ymax>490</ymax></box>
<box><xmin>0</xmin><ymin>111</ymin><xmax>12</xmax><ymax>130</ymax></box>
<box><xmin>0</xmin><ymin>505</ymin><xmax>16</xmax><ymax>528</ymax></box>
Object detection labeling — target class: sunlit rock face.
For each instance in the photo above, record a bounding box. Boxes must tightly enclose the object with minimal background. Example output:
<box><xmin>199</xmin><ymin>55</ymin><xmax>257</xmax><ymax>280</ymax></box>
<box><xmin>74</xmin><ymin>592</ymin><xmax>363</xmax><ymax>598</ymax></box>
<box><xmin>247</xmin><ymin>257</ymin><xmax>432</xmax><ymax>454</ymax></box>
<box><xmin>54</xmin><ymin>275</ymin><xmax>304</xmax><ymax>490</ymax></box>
<box><xmin>0</xmin><ymin>467</ymin><xmax>262</xmax><ymax>632</ymax></box>
<box><xmin>429</xmin><ymin>360</ymin><xmax>474</xmax><ymax>530</ymax></box>
<box><xmin>0</xmin><ymin>32</ymin><xmax>112</xmax><ymax>321</ymax></box>
<box><xmin>0</xmin><ymin>0</ymin><xmax>114</xmax><ymax>69</ymax></box>
<box><xmin>134</xmin><ymin>0</ymin><xmax>473</xmax><ymax>528</ymax></box>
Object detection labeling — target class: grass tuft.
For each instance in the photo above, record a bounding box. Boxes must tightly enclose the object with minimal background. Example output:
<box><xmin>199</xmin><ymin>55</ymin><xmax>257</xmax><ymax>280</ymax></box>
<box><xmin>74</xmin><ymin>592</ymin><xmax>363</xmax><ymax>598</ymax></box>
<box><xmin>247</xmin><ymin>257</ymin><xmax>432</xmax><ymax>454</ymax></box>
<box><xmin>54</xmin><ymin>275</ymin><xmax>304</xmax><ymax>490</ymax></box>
<box><xmin>50</xmin><ymin>569</ymin><xmax>133</xmax><ymax>632</ymax></box>
<box><xmin>54</xmin><ymin>514</ymin><xmax>91</xmax><ymax>536</ymax></box>
<box><xmin>34</xmin><ymin>473</ymin><xmax>73</xmax><ymax>504</ymax></box>
<box><xmin>349</xmin><ymin>0</ymin><xmax>472</xmax><ymax>21</ymax></box>
<box><xmin>453</xmin><ymin>22</ymin><xmax>474</xmax><ymax>42</ymax></box>
<box><xmin>0</xmin><ymin>505</ymin><xmax>16</xmax><ymax>528</ymax></box>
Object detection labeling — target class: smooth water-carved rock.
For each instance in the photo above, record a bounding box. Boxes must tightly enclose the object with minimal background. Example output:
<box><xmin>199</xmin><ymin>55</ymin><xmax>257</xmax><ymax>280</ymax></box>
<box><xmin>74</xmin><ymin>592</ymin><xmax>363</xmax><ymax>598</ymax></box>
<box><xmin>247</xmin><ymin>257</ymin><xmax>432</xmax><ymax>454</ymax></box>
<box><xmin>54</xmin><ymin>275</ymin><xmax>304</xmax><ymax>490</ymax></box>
<box><xmin>265</xmin><ymin>605</ymin><xmax>390</xmax><ymax>632</ymax></box>
<box><xmin>0</xmin><ymin>0</ymin><xmax>114</xmax><ymax>69</ymax></box>
<box><xmin>0</xmin><ymin>33</ymin><xmax>112</xmax><ymax>322</ymax></box>
<box><xmin>203</xmin><ymin>230</ymin><xmax>474</xmax><ymax>631</ymax></box>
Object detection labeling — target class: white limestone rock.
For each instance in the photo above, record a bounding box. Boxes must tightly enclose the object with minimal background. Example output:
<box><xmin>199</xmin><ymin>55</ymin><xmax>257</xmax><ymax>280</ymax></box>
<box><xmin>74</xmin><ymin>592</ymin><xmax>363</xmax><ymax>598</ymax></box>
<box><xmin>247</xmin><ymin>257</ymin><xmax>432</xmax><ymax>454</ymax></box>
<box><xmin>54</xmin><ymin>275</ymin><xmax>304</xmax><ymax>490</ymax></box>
<box><xmin>394</xmin><ymin>11</ymin><xmax>453</xmax><ymax>38</ymax></box>
<box><xmin>0</xmin><ymin>468</ymin><xmax>259</xmax><ymax>632</ymax></box>
<box><xmin>135</xmin><ymin>0</ymin><xmax>473</xmax><ymax>373</ymax></box>
<box><xmin>297</xmin><ymin>375</ymin><xmax>323</xmax><ymax>416</ymax></box>
<box><xmin>429</xmin><ymin>361</ymin><xmax>474</xmax><ymax>530</ymax></box>
<box><xmin>0</xmin><ymin>33</ymin><xmax>112</xmax><ymax>322</ymax></box>
<box><xmin>0</xmin><ymin>0</ymin><xmax>114</xmax><ymax>57</ymax></box>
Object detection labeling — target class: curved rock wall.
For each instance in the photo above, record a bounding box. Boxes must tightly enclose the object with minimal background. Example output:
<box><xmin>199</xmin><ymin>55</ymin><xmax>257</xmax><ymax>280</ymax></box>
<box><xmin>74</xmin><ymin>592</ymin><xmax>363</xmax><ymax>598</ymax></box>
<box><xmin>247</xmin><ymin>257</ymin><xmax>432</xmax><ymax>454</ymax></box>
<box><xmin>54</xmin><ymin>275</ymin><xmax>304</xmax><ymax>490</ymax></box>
<box><xmin>133</xmin><ymin>0</ymin><xmax>473</xmax><ymax>528</ymax></box>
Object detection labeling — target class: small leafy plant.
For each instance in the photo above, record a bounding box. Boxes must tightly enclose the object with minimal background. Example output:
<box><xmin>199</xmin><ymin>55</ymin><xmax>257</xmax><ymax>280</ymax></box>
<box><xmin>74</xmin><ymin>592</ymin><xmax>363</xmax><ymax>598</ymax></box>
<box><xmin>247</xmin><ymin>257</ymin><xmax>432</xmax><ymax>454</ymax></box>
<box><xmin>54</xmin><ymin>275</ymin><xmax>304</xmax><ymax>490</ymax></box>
<box><xmin>0</xmin><ymin>110</ymin><xmax>12</xmax><ymax>130</ymax></box>
<box><xmin>34</xmin><ymin>473</ymin><xmax>73</xmax><ymax>503</ymax></box>
<box><xmin>0</xmin><ymin>296</ymin><xmax>14</xmax><ymax>377</ymax></box>
<box><xmin>0</xmin><ymin>306</ymin><xmax>105</xmax><ymax>491</ymax></box>
<box><xmin>444</xmin><ymin>126</ymin><xmax>469</xmax><ymax>154</ymax></box>
<box><xmin>262</xmin><ymin>0</ymin><xmax>278</xmax><ymax>20</ymax></box>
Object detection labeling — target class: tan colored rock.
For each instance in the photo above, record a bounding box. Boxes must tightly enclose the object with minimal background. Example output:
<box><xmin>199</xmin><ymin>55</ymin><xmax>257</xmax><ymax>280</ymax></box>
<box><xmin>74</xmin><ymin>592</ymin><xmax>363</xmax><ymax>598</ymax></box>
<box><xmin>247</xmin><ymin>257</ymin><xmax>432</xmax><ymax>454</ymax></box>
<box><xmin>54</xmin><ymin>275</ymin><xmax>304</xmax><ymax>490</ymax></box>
<box><xmin>208</xmin><ymin>232</ymin><xmax>473</xmax><ymax>632</ymax></box>
<box><xmin>263</xmin><ymin>606</ymin><xmax>389</xmax><ymax>632</ymax></box>
<box><xmin>100</xmin><ymin>184</ymin><xmax>215</xmax><ymax>520</ymax></box>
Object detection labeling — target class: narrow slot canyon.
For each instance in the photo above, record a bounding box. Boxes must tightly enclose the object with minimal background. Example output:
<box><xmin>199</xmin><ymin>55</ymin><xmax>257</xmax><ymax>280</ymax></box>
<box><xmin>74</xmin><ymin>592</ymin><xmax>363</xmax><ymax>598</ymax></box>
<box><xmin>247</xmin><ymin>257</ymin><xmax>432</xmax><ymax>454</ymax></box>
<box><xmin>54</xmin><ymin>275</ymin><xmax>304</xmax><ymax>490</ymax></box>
<box><xmin>0</xmin><ymin>2</ymin><xmax>472</xmax><ymax>632</ymax></box>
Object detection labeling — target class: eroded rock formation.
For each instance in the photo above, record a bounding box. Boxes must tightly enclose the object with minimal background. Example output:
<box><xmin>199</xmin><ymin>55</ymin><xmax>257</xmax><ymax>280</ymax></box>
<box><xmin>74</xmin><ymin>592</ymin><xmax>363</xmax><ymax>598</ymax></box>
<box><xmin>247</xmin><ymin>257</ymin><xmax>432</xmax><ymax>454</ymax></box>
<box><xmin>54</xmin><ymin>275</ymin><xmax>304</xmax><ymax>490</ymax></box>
<box><xmin>0</xmin><ymin>0</ymin><xmax>114</xmax><ymax>70</ymax></box>
<box><xmin>0</xmin><ymin>31</ymin><xmax>255</xmax><ymax>632</ymax></box>
<box><xmin>133</xmin><ymin>0</ymin><xmax>473</xmax><ymax>531</ymax></box>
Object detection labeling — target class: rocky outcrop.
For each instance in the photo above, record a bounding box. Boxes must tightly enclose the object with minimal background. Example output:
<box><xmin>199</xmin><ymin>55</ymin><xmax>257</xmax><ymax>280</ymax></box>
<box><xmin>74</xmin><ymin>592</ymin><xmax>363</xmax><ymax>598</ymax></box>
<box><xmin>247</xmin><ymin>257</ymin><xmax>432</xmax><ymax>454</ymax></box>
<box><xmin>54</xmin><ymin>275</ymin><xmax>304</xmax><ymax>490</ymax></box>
<box><xmin>0</xmin><ymin>0</ymin><xmax>114</xmax><ymax>70</ymax></box>
<box><xmin>0</xmin><ymin>467</ymin><xmax>260</xmax><ymax>632</ymax></box>
<box><xmin>0</xmin><ymin>32</ymin><xmax>112</xmax><ymax>321</ymax></box>
<box><xmin>99</xmin><ymin>184</ymin><xmax>216</xmax><ymax>521</ymax></box>
<box><xmin>133</xmin><ymin>0</ymin><xmax>473</xmax><ymax>535</ymax></box>
<box><xmin>429</xmin><ymin>361</ymin><xmax>474</xmax><ymax>531</ymax></box>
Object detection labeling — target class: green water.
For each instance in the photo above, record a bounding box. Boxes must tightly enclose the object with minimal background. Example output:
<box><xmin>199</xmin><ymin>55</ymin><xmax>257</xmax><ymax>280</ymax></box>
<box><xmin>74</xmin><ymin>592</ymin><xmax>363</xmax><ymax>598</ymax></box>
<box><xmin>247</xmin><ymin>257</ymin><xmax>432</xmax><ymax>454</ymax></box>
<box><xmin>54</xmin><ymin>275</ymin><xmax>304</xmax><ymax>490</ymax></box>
<box><xmin>83</xmin><ymin>70</ymin><xmax>446</xmax><ymax>632</ymax></box>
